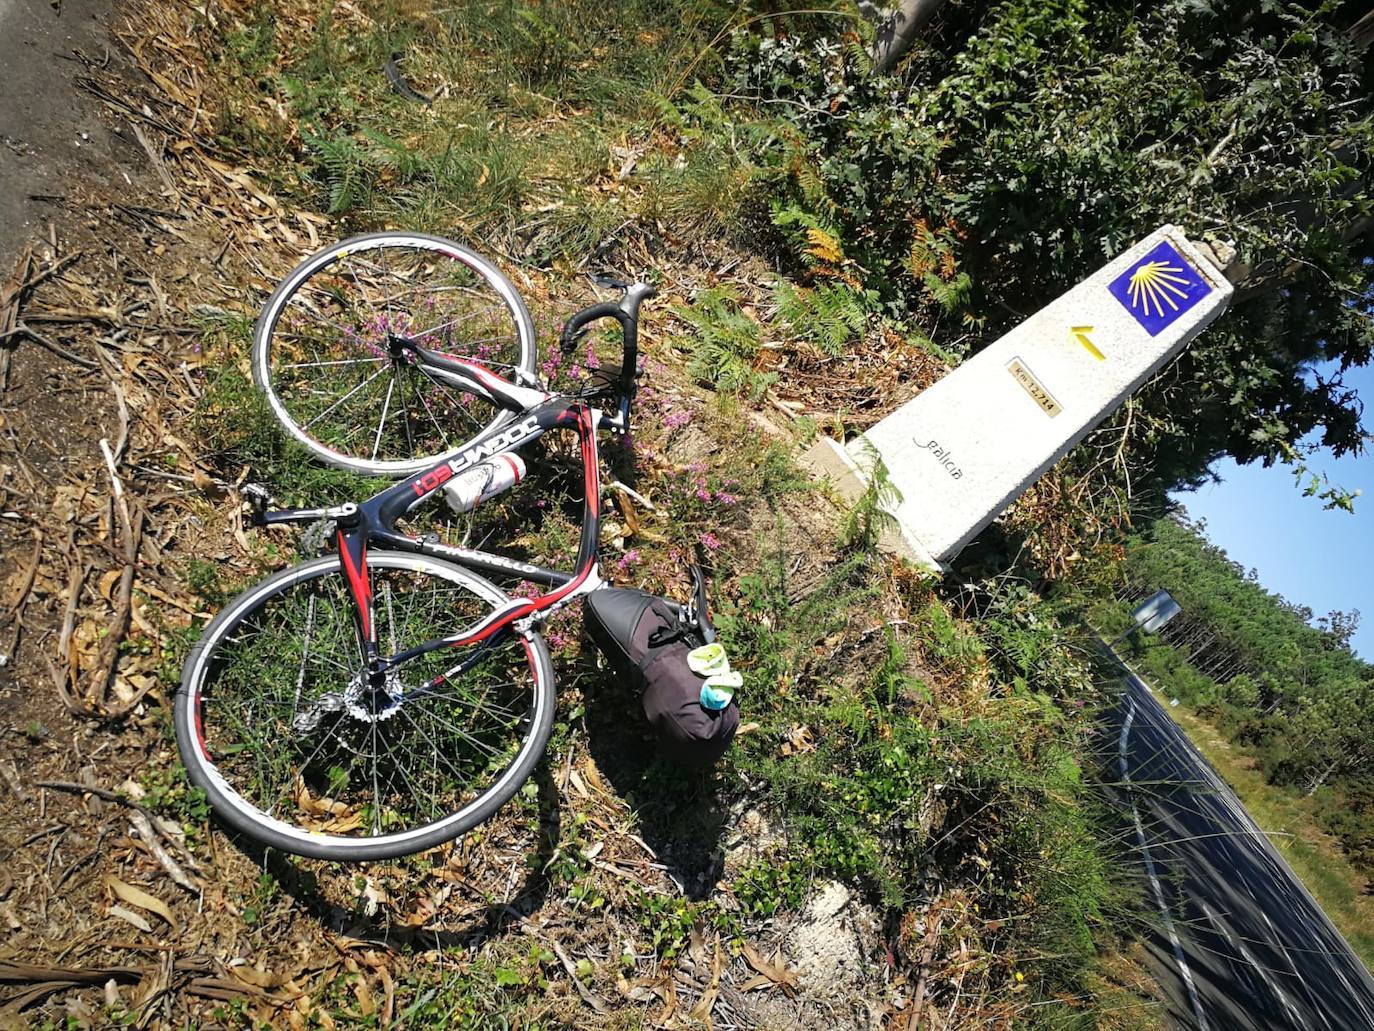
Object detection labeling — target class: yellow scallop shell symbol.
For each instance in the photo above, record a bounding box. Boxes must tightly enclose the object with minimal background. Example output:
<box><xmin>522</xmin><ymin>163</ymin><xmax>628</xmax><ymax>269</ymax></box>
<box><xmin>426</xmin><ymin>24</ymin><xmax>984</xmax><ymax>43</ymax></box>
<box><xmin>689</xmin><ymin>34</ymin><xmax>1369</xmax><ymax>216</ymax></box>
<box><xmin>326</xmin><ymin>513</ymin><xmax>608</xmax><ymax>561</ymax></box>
<box><xmin>1127</xmin><ymin>260</ymin><xmax>1191</xmax><ymax>319</ymax></box>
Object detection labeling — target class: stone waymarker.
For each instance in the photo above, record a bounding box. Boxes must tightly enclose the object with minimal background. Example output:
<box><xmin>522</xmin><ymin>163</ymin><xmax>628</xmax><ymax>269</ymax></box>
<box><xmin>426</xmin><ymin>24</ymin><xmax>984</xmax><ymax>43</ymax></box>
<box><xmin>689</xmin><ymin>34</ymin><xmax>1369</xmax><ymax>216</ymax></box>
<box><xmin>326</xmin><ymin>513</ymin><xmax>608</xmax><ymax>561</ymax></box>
<box><xmin>804</xmin><ymin>225</ymin><xmax>1233</xmax><ymax>569</ymax></box>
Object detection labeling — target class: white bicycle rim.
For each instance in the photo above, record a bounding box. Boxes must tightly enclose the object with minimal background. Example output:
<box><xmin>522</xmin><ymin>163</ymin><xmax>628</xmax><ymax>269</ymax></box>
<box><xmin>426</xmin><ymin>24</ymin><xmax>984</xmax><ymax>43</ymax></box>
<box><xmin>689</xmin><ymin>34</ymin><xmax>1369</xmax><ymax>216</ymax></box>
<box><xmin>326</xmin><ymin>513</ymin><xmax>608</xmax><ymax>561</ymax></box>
<box><xmin>252</xmin><ymin>233</ymin><xmax>537</xmax><ymax>478</ymax></box>
<box><xmin>175</xmin><ymin>552</ymin><xmax>555</xmax><ymax>861</ymax></box>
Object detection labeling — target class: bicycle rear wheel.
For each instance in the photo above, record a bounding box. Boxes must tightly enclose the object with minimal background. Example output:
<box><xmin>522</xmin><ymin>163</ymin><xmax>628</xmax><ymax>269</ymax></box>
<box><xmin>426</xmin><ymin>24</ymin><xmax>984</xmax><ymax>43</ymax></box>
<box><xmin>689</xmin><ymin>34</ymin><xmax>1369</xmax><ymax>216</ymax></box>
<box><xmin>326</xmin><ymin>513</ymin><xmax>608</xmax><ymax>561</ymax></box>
<box><xmin>253</xmin><ymin>233</ymin><xmax>538</xmax><ymax>477</ymax></box>
<box><xmin>175</xmin><ymin>552</ymin><xmax>555</xmax><ymax>861</ymax></box>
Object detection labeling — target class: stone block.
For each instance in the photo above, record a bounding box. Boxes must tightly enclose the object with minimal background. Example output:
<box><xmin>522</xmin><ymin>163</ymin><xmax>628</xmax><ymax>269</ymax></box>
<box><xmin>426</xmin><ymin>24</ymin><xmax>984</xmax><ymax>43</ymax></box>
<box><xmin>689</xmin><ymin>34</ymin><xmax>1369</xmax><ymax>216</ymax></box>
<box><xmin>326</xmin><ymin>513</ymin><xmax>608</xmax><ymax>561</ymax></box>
<box><xmin>815</xmin><ymin>225</ymin><xmax>1233</xmax><ymax>567</ymax></box>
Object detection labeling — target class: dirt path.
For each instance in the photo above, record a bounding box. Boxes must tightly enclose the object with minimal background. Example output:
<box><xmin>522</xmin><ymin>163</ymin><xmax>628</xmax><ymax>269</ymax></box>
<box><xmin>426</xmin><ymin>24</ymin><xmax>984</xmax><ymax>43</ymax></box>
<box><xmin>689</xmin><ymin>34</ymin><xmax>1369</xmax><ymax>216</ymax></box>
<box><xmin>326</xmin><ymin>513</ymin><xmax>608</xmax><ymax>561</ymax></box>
<box><xmin>1</xmin><ymin>0</ymin><xmax>139</xmax><ymax>735</ymax></box>
<box><xmin>0</xmin><ymin>0</ymin><xmax>146</xmax><ymax>266</ymax></box>
<box><xmin>1</xmin><ymin>0</ymin><xmax>152</xmax><ymax>715</ymax></box>
<box><xmin>0</xmin><ymin>8</ymin><xmax>250</xmax><ymax>1023</ymax></box>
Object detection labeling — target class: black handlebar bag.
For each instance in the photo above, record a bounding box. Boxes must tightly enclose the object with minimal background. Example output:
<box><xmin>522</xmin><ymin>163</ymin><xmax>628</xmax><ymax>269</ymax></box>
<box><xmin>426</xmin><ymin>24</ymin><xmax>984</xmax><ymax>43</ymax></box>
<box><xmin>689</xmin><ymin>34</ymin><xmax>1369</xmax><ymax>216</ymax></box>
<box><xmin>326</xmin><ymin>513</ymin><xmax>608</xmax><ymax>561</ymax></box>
<box><xmin>583</xmin><ymin>585</ymin><xmax>738</xmax><ymax>768</ymax></box>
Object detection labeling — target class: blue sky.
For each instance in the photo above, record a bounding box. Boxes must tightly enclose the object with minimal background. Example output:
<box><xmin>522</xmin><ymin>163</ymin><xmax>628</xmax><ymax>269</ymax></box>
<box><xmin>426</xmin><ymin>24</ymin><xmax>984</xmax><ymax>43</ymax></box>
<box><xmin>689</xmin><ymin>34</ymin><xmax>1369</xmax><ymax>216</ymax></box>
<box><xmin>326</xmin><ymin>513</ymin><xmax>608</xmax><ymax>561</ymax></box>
<box><xmin>1171</xmin><ymin>362</ymin><xmax>1374</xmax><ymax>660</ymax></box>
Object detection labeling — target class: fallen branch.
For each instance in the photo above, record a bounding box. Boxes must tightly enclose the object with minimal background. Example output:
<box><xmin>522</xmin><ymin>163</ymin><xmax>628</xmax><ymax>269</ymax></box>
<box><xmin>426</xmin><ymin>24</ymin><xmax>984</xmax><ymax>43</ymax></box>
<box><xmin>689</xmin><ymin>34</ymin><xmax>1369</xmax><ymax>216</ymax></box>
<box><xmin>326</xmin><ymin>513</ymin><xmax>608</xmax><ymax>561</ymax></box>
<box><xmin>1</xmin><ymin>529</ymin><xmax>43</xmax><ymax>666</ymax></box>
<box><xmin>128</xmin><ymin>809</ymin><xmax>201</xmax><ymax>893</ymax></box>
<box><xmin>82</xmin><ymin>353</ymin><xmax>145</xmax><ymax>717</ymax></box>
<box><xmin>549</xmin><ymin>939</ymin><xmax>609</xmax><ymax>1014</ymax></box>
<box><xmin>0</xmin><ymin>322</ymin><xmax>98</xmax><ymax>369</ymax></box>
<box><xmin>52</xmin><ymin>541</ymin><xmax>96</xmax><ymax>717</ymax></box>
<box><xmin>0</xmin><ymin>247</ymin><xmax>82</xmax><ymax>323</ymax></box>
<box><xmin>605</xmin><ymin>479</ymin><xmax>657</xmax><ymax>511</ymax></box>
<box><xmin>83</xmin><ymin>500</ymin><xmax>143</xmax><ymax>716</ymax></box>
<box><xmin>0</xmin><ymin>957</ymin><xmax>276</xmax><ymax>1014</ymax></box>
<box><xmin>38</xmin><ymin>781</ymin><xmax>202</xmax><ymax>878</ymax></box>
<box><xmin>903</xmin><ymin>909</ymin><xmax>944</xmax><ymax>1030</ymax></box>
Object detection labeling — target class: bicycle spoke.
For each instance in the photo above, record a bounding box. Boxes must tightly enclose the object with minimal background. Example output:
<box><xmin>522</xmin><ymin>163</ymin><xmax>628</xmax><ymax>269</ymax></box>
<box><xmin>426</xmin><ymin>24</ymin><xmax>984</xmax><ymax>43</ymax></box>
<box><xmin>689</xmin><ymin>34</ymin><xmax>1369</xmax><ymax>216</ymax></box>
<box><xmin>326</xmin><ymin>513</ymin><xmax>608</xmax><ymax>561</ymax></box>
<box><xmin>304</xmin><ymin>365</ymin><xmax>387</xmax><ymax>430</ymax></box>
<box><xmin>407</xmin><ymin>366</ymin><xmax>455</xmax><ymax>450</ymax></box>
<box><xmin>410</xmin><ymin>682</ymin><xmax>526</xmax><ymax>724</ymax></box>
<box><xmin>283</xmin><ymin>303</ymin><xmax>360</xmax><ymax>339</ymax></box>
<box><xmin>343</xmin><ymin>254</ymin><xmax>386</xmax><ymax>329</ymax></box>
<box><xmin>408</xmin><ymin>309</ymin><xmax>507</xmax><ymax>342</ymax></box>
<box><xmin>396</xmin><ymin>361</ymin><xmax>419</xmax><ymax>456</ymax></box>
<box><xmin>410</xmin><ymin>698</ymin><xmax>508</xmax><ymax>762</ymax></box>
<box><xmin>275</xmin><ymin>712</ymin><xmax>348</xmax><ymax>816</ymax></box>
<box><xmin>379</xmin><ymin>246</ymin><xmax>395</xmax><ymax>331</ymax></box>
<box><xmin>415</xmin><ymin>362</ymin><xmax>487</xmax><ymax>440</ymax></box>
<box><xmin>293</xmin><ymin>594</ymin><xmax>317</xmax><ymax>724</ymax></box>
<box><xmin>372</xmin><ymin>376</ymin><xmax>396</xmax><ymax>462</ymax></box>
<box><xmin>396</xmin><ymin>706</ymin><xmax>483</xmax><ymax>793</ymax></box>
<box><xmin>369</xmin><ymin>716</ymin><xmax>382</xmax><ymax>835</ymax></box>
<box><xmin>280</xmin><ymin>357</ymin><xmax>386</xmax><ymax>370</ymax></box>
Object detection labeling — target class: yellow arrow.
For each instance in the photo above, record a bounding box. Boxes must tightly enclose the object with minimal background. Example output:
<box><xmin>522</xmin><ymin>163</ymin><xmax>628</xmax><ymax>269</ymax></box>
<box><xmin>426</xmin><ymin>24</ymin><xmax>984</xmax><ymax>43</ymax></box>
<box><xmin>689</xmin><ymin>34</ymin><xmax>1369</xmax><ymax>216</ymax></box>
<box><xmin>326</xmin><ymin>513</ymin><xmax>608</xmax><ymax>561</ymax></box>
<box><xmin>1070</xmin><ymin>326</ymin><xmax>1105</xmax><ymax>361</ymax></box>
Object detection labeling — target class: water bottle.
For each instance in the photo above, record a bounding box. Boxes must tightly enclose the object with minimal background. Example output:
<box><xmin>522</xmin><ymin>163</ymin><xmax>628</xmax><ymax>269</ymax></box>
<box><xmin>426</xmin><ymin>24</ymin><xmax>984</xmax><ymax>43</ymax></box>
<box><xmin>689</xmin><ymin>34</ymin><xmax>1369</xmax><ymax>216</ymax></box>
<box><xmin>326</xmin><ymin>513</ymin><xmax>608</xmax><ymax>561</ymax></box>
<box><xmin>443</xmin><ymin>453</ymin><xmax>526</xmax><ymax>514</ymax></box>
<box><xmin>700</xmin><ymin>683</ymin><xmax>733</xmax><ymax>710</ymax></box>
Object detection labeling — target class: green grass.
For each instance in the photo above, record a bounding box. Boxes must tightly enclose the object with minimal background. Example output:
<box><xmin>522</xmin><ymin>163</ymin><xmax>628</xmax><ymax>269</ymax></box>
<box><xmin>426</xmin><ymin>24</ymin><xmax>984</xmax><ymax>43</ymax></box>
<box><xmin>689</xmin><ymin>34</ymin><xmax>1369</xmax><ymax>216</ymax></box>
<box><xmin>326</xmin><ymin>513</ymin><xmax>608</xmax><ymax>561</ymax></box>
<box><xmin>1137</xmin><ymin>677</ymin><xmax>1374</xmax><ymax>972</ymax></box>
<box><xmin>714</xmin><ymin>525</ymin><xmax>1143</xmax><ymax>1007</ymax></box>
<box><xmin>208</xmin><ymin>0</ymin><xmax>753</xmax><ymax>255</ymax></box>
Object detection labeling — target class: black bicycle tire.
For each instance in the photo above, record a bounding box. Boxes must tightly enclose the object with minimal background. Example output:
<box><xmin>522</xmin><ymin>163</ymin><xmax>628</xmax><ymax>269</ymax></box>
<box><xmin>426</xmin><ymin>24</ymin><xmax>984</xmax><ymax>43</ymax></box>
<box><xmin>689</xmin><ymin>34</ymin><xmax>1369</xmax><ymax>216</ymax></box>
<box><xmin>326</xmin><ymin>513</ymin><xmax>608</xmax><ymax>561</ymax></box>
<box><xmin>174</xmin><ymin>551</ymin><xmax>556</xmax><ymax>861</ymax></box>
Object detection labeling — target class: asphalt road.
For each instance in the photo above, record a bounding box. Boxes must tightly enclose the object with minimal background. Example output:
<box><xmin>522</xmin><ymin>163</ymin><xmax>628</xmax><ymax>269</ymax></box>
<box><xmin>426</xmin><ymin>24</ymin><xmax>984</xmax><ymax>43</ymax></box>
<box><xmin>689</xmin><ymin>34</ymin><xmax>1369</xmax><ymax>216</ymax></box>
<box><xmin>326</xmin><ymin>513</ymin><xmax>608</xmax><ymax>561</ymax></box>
<box><xmin>1107</xmin><ymin>654</ymin><xmax>1374</xmax><ymax>1030</ymax></box>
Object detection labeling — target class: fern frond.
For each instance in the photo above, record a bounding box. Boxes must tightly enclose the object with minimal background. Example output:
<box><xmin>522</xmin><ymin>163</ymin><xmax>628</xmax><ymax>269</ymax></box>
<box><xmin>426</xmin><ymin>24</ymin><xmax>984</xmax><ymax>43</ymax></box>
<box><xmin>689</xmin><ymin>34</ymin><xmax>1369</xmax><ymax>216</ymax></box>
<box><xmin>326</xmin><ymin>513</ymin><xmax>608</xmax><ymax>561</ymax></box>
<box><xmin>304</xmin><ymin>129</ymin><xmax>372</xmax><ymax>214</ymax></box>
<box><xmin>923</xmin><ymin>271</ymin><xmax>973</xmax><ymax>314</ymax></box>
<box><xmin>840</xmin><ymin>443</ymin><xmax>903</xmax><ymax>552</ymax></box>
<box><xmin>771</xmin><ymin>278</ymin><xmax>870</xmax><ymax>357</ymax></box>
<box><xmin>673</xmin><ymin>287</ymin><xmax>776</xmax><ymax>400</ymax></box>
<box><xmin>804</xmin><ymin>226</ymin><xmax>845</xmax><ymax>266</ymax></box>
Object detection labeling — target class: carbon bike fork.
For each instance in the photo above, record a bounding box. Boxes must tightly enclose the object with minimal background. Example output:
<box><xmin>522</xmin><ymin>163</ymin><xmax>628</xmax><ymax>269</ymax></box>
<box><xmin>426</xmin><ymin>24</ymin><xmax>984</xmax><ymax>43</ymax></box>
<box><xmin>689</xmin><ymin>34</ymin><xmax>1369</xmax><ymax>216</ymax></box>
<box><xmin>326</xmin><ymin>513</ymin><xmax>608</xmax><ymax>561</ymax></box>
<box><xmin>333</xmin><ymin>509</ymin><xmax>381</xmax><ymax>669</ymax></box>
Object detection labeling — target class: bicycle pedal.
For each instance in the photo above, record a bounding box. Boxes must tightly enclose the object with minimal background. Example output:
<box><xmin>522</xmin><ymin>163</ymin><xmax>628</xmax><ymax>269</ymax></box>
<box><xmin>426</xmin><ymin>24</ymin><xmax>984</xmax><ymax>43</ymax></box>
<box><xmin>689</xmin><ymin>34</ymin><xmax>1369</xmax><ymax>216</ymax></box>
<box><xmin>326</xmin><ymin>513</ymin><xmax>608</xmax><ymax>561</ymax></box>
<box><xmin>242</xmin><ymin>482</ymin><xmax>273</xmax><ymax>522</ymax></box>
<box><xmin>242</xmin><ymin>482</ymin><xmax>271</xmax><ymax>503</ymax></box>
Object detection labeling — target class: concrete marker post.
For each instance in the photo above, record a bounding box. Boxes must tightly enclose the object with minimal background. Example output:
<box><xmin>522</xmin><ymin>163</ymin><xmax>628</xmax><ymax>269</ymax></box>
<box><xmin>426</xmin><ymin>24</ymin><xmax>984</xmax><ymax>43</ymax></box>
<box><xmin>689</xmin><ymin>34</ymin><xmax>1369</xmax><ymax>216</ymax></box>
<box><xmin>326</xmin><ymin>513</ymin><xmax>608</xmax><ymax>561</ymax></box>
<box><xmin>802</xmin><ymin>225</ymin><xmax>1234</xmax><ymax>570</ymax></box>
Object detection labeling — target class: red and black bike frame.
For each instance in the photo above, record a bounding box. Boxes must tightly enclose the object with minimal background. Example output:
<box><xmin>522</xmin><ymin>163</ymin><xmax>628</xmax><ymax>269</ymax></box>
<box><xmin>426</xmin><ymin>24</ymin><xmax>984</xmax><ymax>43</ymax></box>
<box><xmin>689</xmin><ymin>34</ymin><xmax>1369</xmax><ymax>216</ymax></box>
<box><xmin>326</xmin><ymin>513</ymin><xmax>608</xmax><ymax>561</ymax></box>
<box><xmin>251</xmin><ymin>284</ymin><xmax>655</xmax><ymax>687</ymax></box>
<box><xmin>328</xmin><ymin>394</ymin><xmax>606</xmax><ymax>675</ymax></box>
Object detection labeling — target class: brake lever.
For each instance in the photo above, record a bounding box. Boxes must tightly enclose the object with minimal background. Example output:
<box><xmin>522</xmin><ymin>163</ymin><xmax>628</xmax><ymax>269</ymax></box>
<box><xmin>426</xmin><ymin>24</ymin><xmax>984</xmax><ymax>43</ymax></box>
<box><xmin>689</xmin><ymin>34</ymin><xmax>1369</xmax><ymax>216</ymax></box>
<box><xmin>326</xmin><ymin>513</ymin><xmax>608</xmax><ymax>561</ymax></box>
<box><xmin>592</xmin><ymin>274</ymin><xmax>629</xmax><ymax>291</ymax></box>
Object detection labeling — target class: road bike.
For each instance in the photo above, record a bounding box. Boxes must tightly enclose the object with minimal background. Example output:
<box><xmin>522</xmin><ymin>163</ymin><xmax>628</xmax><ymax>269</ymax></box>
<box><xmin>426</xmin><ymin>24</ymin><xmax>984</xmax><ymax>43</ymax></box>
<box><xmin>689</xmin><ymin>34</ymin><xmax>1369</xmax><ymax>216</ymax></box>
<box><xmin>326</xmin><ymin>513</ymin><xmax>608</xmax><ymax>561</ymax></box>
<box><xmin>174</xmin><ymin>232</ymin><xmax>707</xmax><ymax>861</ymax></box>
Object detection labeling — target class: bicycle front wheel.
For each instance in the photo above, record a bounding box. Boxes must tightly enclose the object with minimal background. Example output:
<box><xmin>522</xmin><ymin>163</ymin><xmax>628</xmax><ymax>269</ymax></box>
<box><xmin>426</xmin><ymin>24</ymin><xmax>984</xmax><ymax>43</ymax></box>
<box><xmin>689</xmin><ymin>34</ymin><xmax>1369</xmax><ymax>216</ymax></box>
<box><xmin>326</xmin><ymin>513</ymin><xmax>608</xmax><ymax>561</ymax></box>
<box><xmin>175</xmin><ymin>552</ymin><xmax>555</xmax><ymax>861</ymax></box>
<box><xmin>253</xmin><ymin>233</ymin><xmax>538</xmax><ymax>477</ymax></box>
